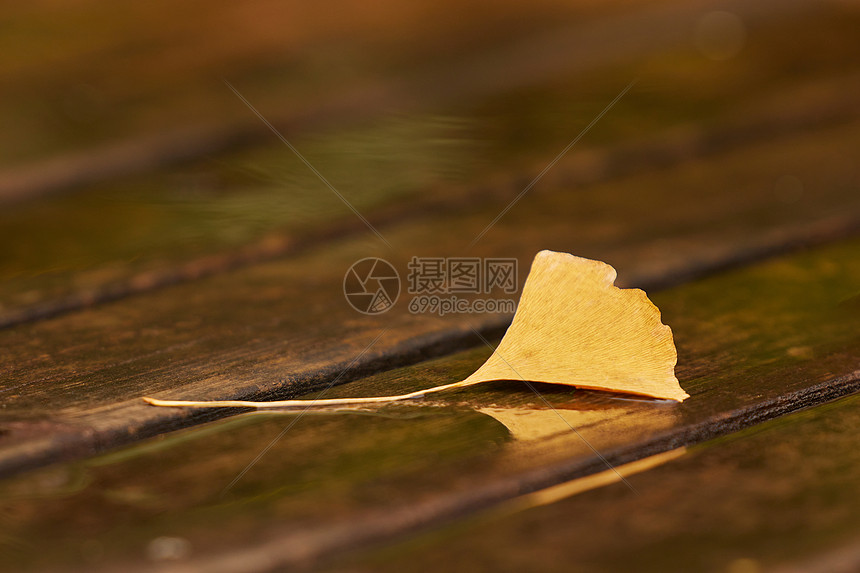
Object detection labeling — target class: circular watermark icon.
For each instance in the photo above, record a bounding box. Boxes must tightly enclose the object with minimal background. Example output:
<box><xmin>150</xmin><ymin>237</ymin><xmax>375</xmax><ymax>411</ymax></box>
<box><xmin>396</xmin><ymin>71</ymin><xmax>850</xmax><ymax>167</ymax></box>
<box><xmin>344</xmin><ymin>257</ymin><xmax>401</xmax><ymax>314</ymax></box>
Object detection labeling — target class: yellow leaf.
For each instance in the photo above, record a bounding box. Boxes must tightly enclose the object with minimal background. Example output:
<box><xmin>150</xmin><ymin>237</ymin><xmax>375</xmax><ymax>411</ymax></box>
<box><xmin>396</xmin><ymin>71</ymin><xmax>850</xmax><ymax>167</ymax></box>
<box><xmin>464</xmin><ymin>250</ymin><xmax>688</xmax><ymax>401</ymax></box>
<box><xmin>143</xmin><ymin>250</ymin><xmax>688</xmax><ymax>409</ymax></box>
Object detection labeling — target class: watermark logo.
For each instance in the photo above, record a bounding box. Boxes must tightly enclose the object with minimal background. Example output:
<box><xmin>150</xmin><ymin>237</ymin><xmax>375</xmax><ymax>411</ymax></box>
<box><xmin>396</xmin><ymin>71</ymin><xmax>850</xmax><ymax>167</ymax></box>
<box><xmin>407</xmin><ymin>257</ymin><xmax>517</xmax><ymax>294</ymax></box>
<box><xmin>344</xmin><ymin>256</ymin><xmax>518</xmax><ymax>315</ymax></box>
<box><xmin>343</xmin><ymin>257</ymin><xmax>401</xmax><ymax>315</ymax></box>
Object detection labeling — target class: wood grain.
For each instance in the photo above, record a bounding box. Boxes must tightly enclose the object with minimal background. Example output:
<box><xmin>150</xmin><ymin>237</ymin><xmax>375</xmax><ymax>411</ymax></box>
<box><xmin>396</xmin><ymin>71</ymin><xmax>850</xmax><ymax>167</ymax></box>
<box><xmin>3</xmin><ymin>3</ymin><xmax>860</xmax><ymax>326</ymax></box>
<box><xmin>2</xmin><ymin>3</ymin><xmax>860</xmax><ymax>571</ymax></box>
<box><xmin>0</xmin><ymin>238</ymin><xmax>858</xmax><ymax>571</ymax></box>
<box><xmin>324</xmin><ymin>394</ymin><xmax>860</xmax><ymax>573</ymax></box>
<box><xmin>1</xmin><ymin>117</ymin><xmax>859</xmax><ymax>475</ymax></box>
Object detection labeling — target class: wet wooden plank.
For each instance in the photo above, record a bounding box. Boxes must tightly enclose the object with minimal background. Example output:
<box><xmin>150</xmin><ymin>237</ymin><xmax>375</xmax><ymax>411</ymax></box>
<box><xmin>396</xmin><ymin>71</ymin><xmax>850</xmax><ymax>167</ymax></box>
<box><xmin>0</xmin><ymin>0</ymin><xmax>835</xmax><ymax>177</ymax></box>
<box><xmin>1</xmin><ymin>116</ymin><xmax>859</xmax><ymax>474</ymax></box>
<box><xmin>1</xmin><ymin>75</ymin><xmax>859</xmax><ymax>330</ymax></box>
<box><xmin>2</xmin><ymin>3</ymin><xmax>859</xmax><ymax>571</ymax></box>
<box><xmin>323</xmin><ymin>394</ymin><xmax>860</xmax><ymax>573</ymax></box>
<box><xmin>3</xmin><ymin>2</ymin><xmax>860</xmax><ymax>325</ymax></box>
<box><xmin>0</xmin><ymin>238</ymin><xmax>858</xmax><ymax>571</ymax></box>
<box><xmin>0</xmin><ymin>0</ymin><xmax>633</xmax><ymax>172</ymax></box>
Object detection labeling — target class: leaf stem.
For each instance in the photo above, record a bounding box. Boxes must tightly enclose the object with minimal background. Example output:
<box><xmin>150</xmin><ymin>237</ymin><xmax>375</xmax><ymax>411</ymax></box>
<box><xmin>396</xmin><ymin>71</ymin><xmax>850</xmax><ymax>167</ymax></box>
<box><xmin>142</xmin><ymin>380</ymin><xmax>479</xmax><ymax>409</ymax></box>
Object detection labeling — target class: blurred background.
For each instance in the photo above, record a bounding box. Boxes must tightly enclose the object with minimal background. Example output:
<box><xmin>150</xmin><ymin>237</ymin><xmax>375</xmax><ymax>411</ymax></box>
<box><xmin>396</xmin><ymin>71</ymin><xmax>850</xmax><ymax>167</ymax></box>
<box><xmin>2</xmin><ymin>0</ymin><xmax>859</xmax><ymax>326</ymax></box>
<box><xmin>2</xmin><ymin>3</ymin><xmax>860</xmax><ymax>571</ymax></box>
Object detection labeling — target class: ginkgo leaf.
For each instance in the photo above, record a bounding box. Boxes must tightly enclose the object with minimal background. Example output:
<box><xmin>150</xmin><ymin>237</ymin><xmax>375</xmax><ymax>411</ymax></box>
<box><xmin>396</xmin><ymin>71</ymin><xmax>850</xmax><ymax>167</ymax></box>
<box><xmin>463</xmin><ymin>250</ymin><xmax>688</xmax><ymax>401</ymax></box>
<box><xmin>143</xmin><ymin>250</ymin><xmax>688</xmax><ymax>409</ymax></box>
